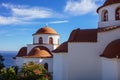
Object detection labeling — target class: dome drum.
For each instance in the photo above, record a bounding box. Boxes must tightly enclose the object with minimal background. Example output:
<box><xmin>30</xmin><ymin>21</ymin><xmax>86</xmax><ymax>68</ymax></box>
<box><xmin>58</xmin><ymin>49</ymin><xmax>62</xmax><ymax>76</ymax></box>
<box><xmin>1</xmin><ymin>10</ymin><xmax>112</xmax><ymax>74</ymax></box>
<box><xmin>32</xmin><ymin>26</ymin><xmax>60</xmax><ymax>45</ymax></box>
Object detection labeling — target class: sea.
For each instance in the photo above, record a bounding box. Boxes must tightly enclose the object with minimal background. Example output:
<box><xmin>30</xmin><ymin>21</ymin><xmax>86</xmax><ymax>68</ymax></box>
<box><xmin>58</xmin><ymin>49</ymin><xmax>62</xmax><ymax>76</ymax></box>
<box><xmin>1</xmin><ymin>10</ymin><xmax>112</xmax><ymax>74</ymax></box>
<box><xmin>0</xmin><ymin>51</ymin><xmax>17</xmax><ymax>68</ymax></box>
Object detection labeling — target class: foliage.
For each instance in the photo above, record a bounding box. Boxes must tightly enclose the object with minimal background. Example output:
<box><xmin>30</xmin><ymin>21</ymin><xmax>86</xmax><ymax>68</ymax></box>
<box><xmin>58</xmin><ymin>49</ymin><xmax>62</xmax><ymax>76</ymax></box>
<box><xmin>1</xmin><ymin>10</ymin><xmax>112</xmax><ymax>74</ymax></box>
<box><xmin>0</xmin><ymin>62</ymin><xmax>52</xmax><ymax>80</ymax></box>
<box><xmin>0</xmin><ymin>54</ymin><xmax>5</xmax><ymax>70</ymax></box>
<box><xmin>0</xmin><ymin>67</ymin><xmax>18</xmax><ymax>80</ymax></box>
<box><xmin>20</xmin><ymin>62</ymin><xmax>52</xmax><ymax>80</ymax></box>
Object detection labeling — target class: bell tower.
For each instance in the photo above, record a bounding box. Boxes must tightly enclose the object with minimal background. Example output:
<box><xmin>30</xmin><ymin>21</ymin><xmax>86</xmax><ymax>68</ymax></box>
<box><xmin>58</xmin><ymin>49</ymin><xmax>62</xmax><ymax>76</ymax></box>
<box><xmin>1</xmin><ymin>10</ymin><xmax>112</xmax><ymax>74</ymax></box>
<box><xmin>32</xmin><ymin>26</ymin><xmax>60</xmax><ymax>51</ymax></box>
<box><xmin>97</xmin><ymin>0</ymin><xmax>120</xmax><ymax>28</ymax></box>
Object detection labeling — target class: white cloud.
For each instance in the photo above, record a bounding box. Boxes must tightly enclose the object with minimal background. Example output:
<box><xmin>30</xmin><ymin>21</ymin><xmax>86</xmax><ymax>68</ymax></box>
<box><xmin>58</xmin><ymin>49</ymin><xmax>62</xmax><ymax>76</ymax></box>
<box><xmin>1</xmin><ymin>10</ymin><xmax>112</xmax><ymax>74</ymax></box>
<box><xmin>48</xmin><ymin>20</ymin><xmax>69</xmax><ymax>24</ymax></box>
<box><xmin>64</xmin><ymin>0</ymin><xmax>98</xmax><ymax>16</ymax></box>
<box><xmin>0</xmin><ymin>16</ymin><xmax>20</xmax><ymax>25</ymax></box>
<box><xmin>12</xmin><ymin>8</ymin><xmax>53</xmax><ymax>19</ymax></box>
<box><xmin>0</xmin><ymin>3</ymin><xmax>63</xmax><ymax>25</ymax></box>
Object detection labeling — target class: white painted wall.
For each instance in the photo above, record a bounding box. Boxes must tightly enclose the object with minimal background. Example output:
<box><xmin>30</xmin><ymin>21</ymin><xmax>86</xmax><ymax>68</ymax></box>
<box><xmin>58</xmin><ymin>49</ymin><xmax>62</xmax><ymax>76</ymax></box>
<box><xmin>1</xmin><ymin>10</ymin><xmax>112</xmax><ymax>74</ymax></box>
<box><xmin>97</xmin><ymin>28</ymin><xmax>120</xmax><ymax>80</ymax></box>
<box><xmin>15</xmin><ymin>57</ymin><xmax>24</xmax><ymax>68</ymax></box>
<box><xmin>67</xmin><ymin>42</ymin><xmax>101</xmax><ymax>80</ymax></box>
<box><xmin>118</xmin><ymin>60</ymin><xmax>120</xmax><ymax>80</ymax></box>
<box><xmin>53</xmin><ymin>28</ymin><xmax>120</xmax><ymax>80</ymax></box>
<box><xmin>101</xmin><ymin>58</ymin><xmax>119</xmax><ymax>80</ymax></box>
<box><xmin>98</xmin><ymin>3</ymin><xmax>120</xmax><ymax>27</ymax></box>
<box><xmin>53</xmin><ymin>53</ymin><xmax>68</xmax><ymax>80</ymax></box>
<box><xmin>98</xmin><ymin>28</ymin><xmax>120</xmax><ymax>56</ymax></box>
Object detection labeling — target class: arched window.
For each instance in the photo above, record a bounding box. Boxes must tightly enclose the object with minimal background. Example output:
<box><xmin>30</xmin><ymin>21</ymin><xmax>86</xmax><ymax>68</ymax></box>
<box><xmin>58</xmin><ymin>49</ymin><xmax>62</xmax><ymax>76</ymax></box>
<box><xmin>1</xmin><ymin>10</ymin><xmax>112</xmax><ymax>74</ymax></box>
<box><xmin>44</xmin><ymin>63</ymin><xmax>48</xmax><ymax>71</ymax></box>
<box><xmin>102</xmin><ymin>10</ymin><xmax>108</xmax><ymax>21</ymax></box>
<box><xmin>49</xmin><ymin>37</ymin><xmax>53</xmax><ymax>44</ymax></box>
<box><xmin>39</xmin><ymin>37</ymin><xmax>43</xmax><ymax>44</ymax></box>
<box><xmin>115</xmin><ymin>7</ymin><xmax>120</xmax><ymax>20</ymax></box>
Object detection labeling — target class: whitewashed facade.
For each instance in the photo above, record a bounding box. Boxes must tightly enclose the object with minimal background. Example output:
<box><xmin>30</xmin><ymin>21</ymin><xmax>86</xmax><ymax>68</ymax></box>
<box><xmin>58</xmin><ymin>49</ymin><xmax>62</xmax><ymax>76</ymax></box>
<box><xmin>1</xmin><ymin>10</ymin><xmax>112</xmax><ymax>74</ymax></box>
<box><xmin>15</xmin><ymin>0</ymin><xmax>120</xmax><ymax>80</ymax></box>
<box><xmin>53</xmin><ymin>0</ymin><xmax>120</xmax><ymax>80</ymax></box>
<box><xmin>15</xmin><ymin>26</ymin><xmax>60</xmax><ymax>73</ymax></box>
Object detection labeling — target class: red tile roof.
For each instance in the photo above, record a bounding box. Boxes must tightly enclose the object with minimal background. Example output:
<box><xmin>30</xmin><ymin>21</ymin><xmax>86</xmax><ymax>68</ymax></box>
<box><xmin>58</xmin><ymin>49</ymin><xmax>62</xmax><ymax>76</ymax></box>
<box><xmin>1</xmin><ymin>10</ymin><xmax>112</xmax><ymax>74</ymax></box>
<box><xmin>53</xmin><ymin>28</ymin><xmax>97</xmax><ymax>53</ymax></box>
<box><xmin>16</xmin><ymin>47</ymin><xmax>27</xmax><ymax>57</ymax></box>
<box><xmin>68</xmin><ymin>28</ymin><xmax>97</xmax><ymax>42</ymax></box>
<box><xmin>100</xmin><ymin>39</ymin><xmax>120</xmax><ymax>58</ymax></box>
<box><xmin>52</xmin><ymin>41</ymin><xmax>68</xmax><ymax>53</ymax></box>
<box><xmin>53</xmin><ymin>26</ymin><xmax>120</xmax><ymax>53</ymax></box>
<box><xmin>97</xmin><ymin>0</ymin><xmax>120</xmax><ymax>12</ymax></box>
<box><xmin>27</xmin><ymin>46</ymin><xmax>53</xmax><ymax>58</ymax></box>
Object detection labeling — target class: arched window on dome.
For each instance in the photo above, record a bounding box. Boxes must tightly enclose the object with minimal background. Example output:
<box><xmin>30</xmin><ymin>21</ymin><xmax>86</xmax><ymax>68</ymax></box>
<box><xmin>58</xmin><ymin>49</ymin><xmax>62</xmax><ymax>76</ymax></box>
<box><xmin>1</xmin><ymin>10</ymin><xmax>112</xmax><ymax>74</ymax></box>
<box><xmin>39</xmin><ymin>37</ymin><xmax>43</xmax><ymax>44</ymax></box>
<box><xmin>102</xmin><ymin>10</ymin><xmax>108</xmax><ymax>21</ymax></box>
<box><xmin>115</xmin><ymin>7</ymin><xmax>120</xmax><ymax>20</ymax></box>
<box><xmin>49</xmin><ymin>37</ymin><xmax>53</xmax><ymax>44</ymax></box>
<box><xmin>44</xmin><ymin>63</ymin><xmax>48</xmax><ymax>71</ymax></box>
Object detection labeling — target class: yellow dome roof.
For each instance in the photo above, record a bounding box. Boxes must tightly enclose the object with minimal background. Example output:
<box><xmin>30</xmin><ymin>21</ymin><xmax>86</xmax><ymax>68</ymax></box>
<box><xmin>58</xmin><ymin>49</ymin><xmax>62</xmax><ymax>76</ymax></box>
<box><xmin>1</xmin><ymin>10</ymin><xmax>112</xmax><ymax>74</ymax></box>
<box><xmin>28</xmin><ymin>46</ymin><xmax>53</xmax><ymax>58</ymax></box>
<box><xmin>34</xmin><ymin>26</ymin><xmax>58</xmax><ymax>35</ymax></box>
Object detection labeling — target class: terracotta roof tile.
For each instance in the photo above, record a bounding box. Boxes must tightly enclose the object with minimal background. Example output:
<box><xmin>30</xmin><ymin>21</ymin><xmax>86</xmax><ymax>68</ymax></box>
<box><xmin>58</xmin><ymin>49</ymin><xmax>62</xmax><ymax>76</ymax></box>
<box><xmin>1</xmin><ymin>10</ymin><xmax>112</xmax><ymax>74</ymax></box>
<box><xmin>16</xmin><ymin>47</ymin><xmax>27</xmax><ymax>57</ymax></box>
<box><xmin>100</xmin><ymin>39</ymin><xmax>120</xmax><ymax>58</ymax></box>
<box><xmin>33</xmin><ymin>26</ymin><xmax>58</xmax><ymax>35</ymax></box>
<box><xmin>27</xmin><ymin>46</ymin><xmax>53</xmax><ymax>58</ymax></box>
<box><xmin>52</xmin><ymin>41</ymin><xmax>68</xmax><ymax>53</ymax></box>
<box><xmin>97</xmin><ymin>0</ymin><xmax>120</xmax><ymax>12</ymax></box>
<box><xmin>68</xmin><ymin>28</ymin><xmax>97</xmax><ymax>42</ymax></box>
<box><xmin>53</xmin><ymin>26</ymin><xmax>120</xmax><ymax>53</ymax></box>
<box><xmin>53</xmin><ymin>28</ymin><xmax>97</xmax><ymax>53</ymax></box>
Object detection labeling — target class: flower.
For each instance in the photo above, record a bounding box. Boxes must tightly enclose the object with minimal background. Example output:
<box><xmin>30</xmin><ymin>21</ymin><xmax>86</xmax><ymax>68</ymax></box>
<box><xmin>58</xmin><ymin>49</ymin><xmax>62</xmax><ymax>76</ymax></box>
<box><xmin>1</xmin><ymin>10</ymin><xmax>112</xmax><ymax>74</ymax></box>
<box><xmin>34</xmin><ymin>69</ymin><xmax>40</xmax><ymax>75</ymax></box>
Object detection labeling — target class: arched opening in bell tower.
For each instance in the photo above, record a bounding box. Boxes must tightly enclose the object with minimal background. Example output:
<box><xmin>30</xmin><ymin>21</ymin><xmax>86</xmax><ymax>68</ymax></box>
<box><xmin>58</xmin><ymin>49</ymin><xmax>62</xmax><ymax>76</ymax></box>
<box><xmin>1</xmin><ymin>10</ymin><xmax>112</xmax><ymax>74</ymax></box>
<box><xmin>115</xmin><ymin>7</ymin><xmax>120</xmax><ymax>20</ymax></box>
<box><xmin>102</xmin><ymin>10</ymin><xmax>108</xmax><ymax>21</ymax></box>
<box><xmin>39</xmin><ymin>37</ymin><xmax>43</xmax><ymax>44</ymax></box>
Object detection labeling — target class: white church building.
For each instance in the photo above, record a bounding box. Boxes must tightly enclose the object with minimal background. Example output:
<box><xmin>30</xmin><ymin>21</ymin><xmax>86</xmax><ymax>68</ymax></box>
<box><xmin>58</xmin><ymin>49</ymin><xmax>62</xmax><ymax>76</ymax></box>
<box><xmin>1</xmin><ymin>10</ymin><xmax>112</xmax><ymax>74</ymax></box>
<box><xmin>15</xmin><ymin>0</ymin><xmax>120</xmax><ymax>80</ymax></box>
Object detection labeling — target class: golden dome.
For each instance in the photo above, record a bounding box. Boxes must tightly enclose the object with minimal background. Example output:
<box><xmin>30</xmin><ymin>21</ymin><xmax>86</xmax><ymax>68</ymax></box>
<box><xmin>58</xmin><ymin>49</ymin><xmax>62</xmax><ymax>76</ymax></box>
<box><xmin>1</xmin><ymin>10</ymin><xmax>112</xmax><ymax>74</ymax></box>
<box><xmin>34</xmin><ymin>26</ymin><xmax>58</xmax><ymax>35</ymax></box>
<box><xmin>28</xmin><ymin>46</ymin><xmax>53</xmax><ymax>58</ymax></box>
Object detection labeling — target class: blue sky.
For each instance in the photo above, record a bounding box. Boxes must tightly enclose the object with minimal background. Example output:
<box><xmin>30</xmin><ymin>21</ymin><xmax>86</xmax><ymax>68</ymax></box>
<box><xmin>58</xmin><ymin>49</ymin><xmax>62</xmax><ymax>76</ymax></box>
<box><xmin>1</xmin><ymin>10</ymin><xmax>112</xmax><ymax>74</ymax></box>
<box><xmin>0</xmin><ymin>0</ymin><xmax>104</xmax><ymax>51</ymax></box>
